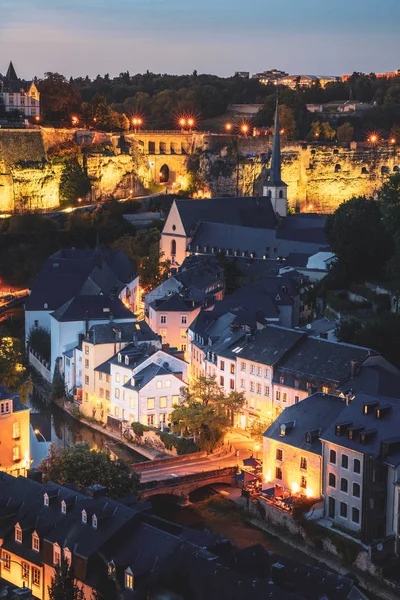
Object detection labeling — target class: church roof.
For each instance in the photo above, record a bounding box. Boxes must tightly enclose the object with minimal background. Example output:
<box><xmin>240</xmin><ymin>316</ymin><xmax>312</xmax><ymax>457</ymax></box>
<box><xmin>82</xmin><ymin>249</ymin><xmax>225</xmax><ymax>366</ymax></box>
<box><xmin>268</xmin><ymin>101</ymin><xmax>287</xmax><ymax>187</ymax></box>
<box><xmin>175</xmin><ymin>197</ymin><xmax>278</xmax><ymax>235</ymax></box>
<box><xmin>5</xmin><ymin>61</ymin><xmax>18</xmax><ymax>81</ymax></box>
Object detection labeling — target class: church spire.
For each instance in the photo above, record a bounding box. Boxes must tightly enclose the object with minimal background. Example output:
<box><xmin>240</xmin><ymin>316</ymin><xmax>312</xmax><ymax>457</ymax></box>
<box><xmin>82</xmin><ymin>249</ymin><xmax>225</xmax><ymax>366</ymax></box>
<box><xmin>6</xmin><ymin>61</ymin><xmax>18</xmax><ymax>81</ymax></box>
<box><xmin>270</xmin><ymin>99</ymin><xmax>282</xmax><ymax>185</ymax></box>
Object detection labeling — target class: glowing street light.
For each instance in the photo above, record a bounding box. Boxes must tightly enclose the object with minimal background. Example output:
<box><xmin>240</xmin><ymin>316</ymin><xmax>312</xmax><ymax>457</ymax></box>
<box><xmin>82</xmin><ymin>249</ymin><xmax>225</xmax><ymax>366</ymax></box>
<box><xmin>225</xmin><ymin>122</ymin><xmax>232</xmax><ymax>132</ymax></box>
<box><xmin>77</xmin><ymin>197</ymin><xmax>83</xmax><ymax>204</ymax></box>
<box><xmin>34</xmin><ymin>116</ymin><xmax>40</xmax><ymax>122</ymax></box>
<box><xmin>369</xmin><ymin>134</ymin><xmax>378</xmax><ymax>144</ymax></box>
<box><xmin>71</xmin><ymin>115</ymin><xmax>79</xmax><ymax>126</ymax></box>
<box><xmin>34</xmin><ymin>429</ymin><xmax>46</xmax><ymax>442</ymax></box>
<box><xmin>179</xmin><ymin>118</ymin><xmax>186</xmax><ymax>128</ymax></box>
<box><xmin>187</xmin><ymin>118</ymin><xmax>194</xmax><ymax>128</ymax></box>
<box><xmin>241</xmin><ymin>124</ymin><xmax>249</xmax><ymax>135</ymax></box>
<box><xmin>390</xmin><ymin>138</ymin><xmax>396</xmax><ymax>145</ymax></box>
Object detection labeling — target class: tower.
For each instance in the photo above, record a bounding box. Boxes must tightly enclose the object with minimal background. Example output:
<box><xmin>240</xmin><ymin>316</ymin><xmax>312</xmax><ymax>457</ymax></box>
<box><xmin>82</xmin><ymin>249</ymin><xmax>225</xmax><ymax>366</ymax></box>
<box><xmin>5</xmin><ymin>61</ymin><xmax>18</xmax><ymax>81</ymax></box>
<box><xmin>263</xmin><ymin>100</ymin><xmax>288</xmax><ymax>217</ymax></box>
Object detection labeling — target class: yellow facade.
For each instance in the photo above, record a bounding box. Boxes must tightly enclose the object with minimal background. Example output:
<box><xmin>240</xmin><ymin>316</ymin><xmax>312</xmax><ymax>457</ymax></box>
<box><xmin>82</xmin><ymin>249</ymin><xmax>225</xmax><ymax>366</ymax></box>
<box><xmin>0</xmin><ymin>396</ymin><xmax>30</xmax><ymax>477</ymax></box>
<box><xmin>0</xmin><ymin>547</ymin><xmax>44</xmax><ymax>599</ymax></box>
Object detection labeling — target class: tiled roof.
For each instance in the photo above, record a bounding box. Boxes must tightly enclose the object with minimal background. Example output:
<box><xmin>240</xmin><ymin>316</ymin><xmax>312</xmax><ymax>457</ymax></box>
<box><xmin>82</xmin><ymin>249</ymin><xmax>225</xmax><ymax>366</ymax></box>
<box><xmin>89</xmin><ymin>321</ymin><xmax>159</xmax><ymax>345</ymax></box>
<box><xmin>149</xmin><ymin>292</ymin><xmax>201</xmax><ymax>312</ymax></box>
<box><xmin>236</xmin><ymin>326</ymin><xmax>305</xmax><ymax>366</ymax></box>
<box><xmin>51</xmin><ymin>295</ymin><xmax>134</xmax><ymax>323</ymax></box>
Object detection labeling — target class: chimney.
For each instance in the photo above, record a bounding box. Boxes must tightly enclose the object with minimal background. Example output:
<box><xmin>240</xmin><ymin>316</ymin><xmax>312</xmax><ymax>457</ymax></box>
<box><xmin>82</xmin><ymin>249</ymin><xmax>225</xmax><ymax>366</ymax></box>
<box><xmin>85</xmin><ymin>484</ymin><xmax>107</xmax><ymax>499</ymax></box>
<box><xmin>350</xmin><ymin>360</ymin><xmax>358</xmax><ymax>379</ymax></box>
<box><xmin>12</xmin><ymin>588</ymin><xmax>33</xmax><ymax>599</ymax></box>
<box><xmin>27</xmin><ymin>468</ymin><xmax>43</xmax><ymax>484</ymax></box>
<box><xmin>345</xmin><ymin>392</ymin><xmax>353</xmax><ymax>407</ymax></box>
<box><xmin>271</xmin><ymin>562</ymin><xmax>286</xmax><ymax>585</ymax></box>
<box><xmin>85</xmin><ymin>311</ymin><xmax>90</xmax><ymax>336</ymax></box>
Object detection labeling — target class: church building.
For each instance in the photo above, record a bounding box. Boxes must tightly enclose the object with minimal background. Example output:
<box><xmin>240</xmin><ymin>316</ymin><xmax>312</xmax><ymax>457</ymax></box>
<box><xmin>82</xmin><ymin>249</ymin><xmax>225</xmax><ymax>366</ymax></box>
<box><xmin>0</xmin><ymin>61</ymin><xmax>40</xmax><ymax>118</ymax></box>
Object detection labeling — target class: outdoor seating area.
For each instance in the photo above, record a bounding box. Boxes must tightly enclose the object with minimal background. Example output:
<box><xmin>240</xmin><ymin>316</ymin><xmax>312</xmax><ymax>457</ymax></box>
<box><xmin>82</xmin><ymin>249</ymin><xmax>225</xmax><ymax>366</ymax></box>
<box><xmin>261</xmin><ymin>486</ymin><xmax>294</xmax><ymax>512</ymax></box>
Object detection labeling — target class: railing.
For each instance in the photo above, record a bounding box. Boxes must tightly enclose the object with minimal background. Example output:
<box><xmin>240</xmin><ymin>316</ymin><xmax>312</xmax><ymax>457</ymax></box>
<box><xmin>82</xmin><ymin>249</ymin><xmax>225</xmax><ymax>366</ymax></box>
<box><xmin>139</xmin><ymin>466</ymin><xmax>237</xmax><ymax>491</ymax></box>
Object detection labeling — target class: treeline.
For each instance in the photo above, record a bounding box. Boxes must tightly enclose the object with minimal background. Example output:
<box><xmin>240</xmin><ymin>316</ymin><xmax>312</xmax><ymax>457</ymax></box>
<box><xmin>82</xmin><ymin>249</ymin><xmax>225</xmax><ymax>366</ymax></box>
<box><xmin>37</xmin><ymin>71</ymin><xmax>400</xmax><ymax>140</ymax></box>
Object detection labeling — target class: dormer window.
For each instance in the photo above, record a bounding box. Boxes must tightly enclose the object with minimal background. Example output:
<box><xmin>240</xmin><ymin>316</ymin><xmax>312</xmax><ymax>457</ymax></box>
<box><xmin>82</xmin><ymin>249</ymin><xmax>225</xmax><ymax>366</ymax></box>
<box><xmin>53</xmin><ymin>543</ymin><xmax>61</xmax><ymax>566</ymax></box>
<box><xmin>118</xmin><ymin>353</ymin><xmax>122</xmax><ymax>363</ymax></box>
<box><xmin>81</xmin><ymin>509</ymin><xmax>87</xmax><ymax>524</ymax></box>
<box><xmin>108</xmin><ymin>561</ymin><xmax>116</xmax><ymax>577</ymax></box>
<box><xmin>64</xmin><ymin>548</ymin><xmax>72</xmax><ymax>567</ymax></box>
<box><xmin>125</xmin><ymin>355</ymin><xmax>129</xmax><ymax>366</ymax></box>
<box><xmin>44</xmin><ymin>493</ymin><xmax>49</xmax><ymax>507</ymax></box>
<box><xmin>61</xmin><ymin>500</ymin><xmax>66</xmax><ymax>515</ymax></box>
<box><xmin>92</xmin><ymin>514</ymin><xmax>98</xmax><ymax>530</ymax></box>
<box><xmin>15</xmin><ymin>523</ymin><xmax>22</xmax><ymax>543</ymax></box>
<box><xmin>125</xmin><ymin>567</ymin><xmax>134</xmax><ymax>590</ymax></box>
<box><xmin>32</xmin><ymin>531</ymin><xmax>40</xmax><ymax>552</ymax></box>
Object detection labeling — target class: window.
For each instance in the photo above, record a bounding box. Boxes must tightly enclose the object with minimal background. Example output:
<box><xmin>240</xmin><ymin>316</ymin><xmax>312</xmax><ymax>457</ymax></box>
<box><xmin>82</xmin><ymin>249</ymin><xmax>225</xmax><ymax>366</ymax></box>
<box><xmin>341</xmin><ymin>454</ymin><xmax>349</xmax><ymax>469</ymax></box>
<box><xmin>124</xmin><ymin>375</ymin><xmax>128</xmax><ymax>384</ymax></box>
<box><xmin>329</xmin><ymin>449</ymin><xmax>337</xmax><ymax>464</ymax></box>
<box><xmin>256</xmin><ymin>383</ymin><xmax>261</xmax><ymax>394</ymax></box>
<box><xmin>147</xmin><ymin>398</ymin><xmax>155</xmax><ymax>410</ymax></box>
<box><xmin>165</xmin><ymin>380</ymin><xmax>171</xmax><ymax>388</ymax></box>
<box><xmin>180</xmin><ymin>329</ymin><xmax>187</xmax><ymax>340</ymax></box>
<box><xmin>220</xmin><ymin>376</ymin><xmax>224</xmax><ymax>387</ymax></box>
<box><xmin>64</xmin><ymin>548</ymin><xmax>72</xmax><ymax>567</ymax></box>
<box><xmin>53</xmin><ymin>543</ymin><xmax>61</xmax><ymax>566</ymax></box>
<box><xmin>85</xmin><ymin>345</ymin><xmax>89</xmax><ymax>355</ymax></box>
<box><xmin>13</xmin><ymin>446</ymin><xmax>20</xmax><ymax>461</ymax></box>
<box><xmin>276</xmin><ymin>448</ymin><xmax>283</xmax><ymax>461</ymax></box>
<box><xmin>156</xmin><ymin>381</ymin><xmax>162</xmax><ymax>389</ymax></box>
<box><xmin>114</xmin><ymin>406</ymin><xmax>119</xmax><ymax>417</ymax></box>
<box><xmin>353</xmin><ymin>482</ymin><xmax>361</xmax><ymax>498</ymax></box>
<box><xmin>294</xmin><ymin>379</ymin><xmax>299</xmax><ymax>389</ymax></box>
<box><xmin>294</xmin><ymin>396</ymin><xmax>300</xmax><ymax>404</ymax></box>
<box><xmin>352</xmin><ymin>507</ymin><xmax>360</xmax><ymax>524</ymax></box>
<box><xmin>353</xmin><ymin>458</ymin><xmax>361</xmax><ymax>474</ymax></box>
<box><xmin>265</xmin><ymin>386</ymin><xmax>270</xmax><ymax>396</ymax></box>
<box><xmin>241</xmin><ymin>362</ymin><xmax>246</xmax><ymax>372</ymax></box>
<box><xmin>180</xmin><ymin>344</ymin><xmax>186</xmax><ymax>352</ymax></box>
<box><xmin>99</xmin><ymin>372</ymin><xmax>103</xmax><ymax>380</ymax></box>
<box><xmin>172</xmin><ymin>395</ymin><xmax>179</xmax><ymax>406</ymax></box>
<box><xmin>15</xmin><ymin>523</ymin><xmax>22</xmax><ymax>543</ymax></box>
<box><xmin>340</xmin><ymin>478</ymin><xmax>348</xmax><ymax>493</ymax></box>
<box><xmin>340</xmin><ymin>502</ymin><xmax>348</xmax><ymax>518</ymax></box>
<box><xmin>328</xmin><ymin>496</ymin><xmax>336</xmax><ymax>518</ymax></box>
<box><xmin>106</xmin><ymin>390</ymin><xmax>110</xmax><ymax>400</ymax></box>
<box><xmin>230</xmin><ymin>379</ymin><xmax>235</xmax><ymax>390</ymax></box>
<box><xmin>159</xmin><ymin>396</ymin><xmax>167</xmax><ymax>408</ymax></box>
<box><xmin>276</xmin><ymin>391</ymin><xmax>281</xmax><ymax>401</ymax></box>
<box><xmin>92</xmin><ymin>515</ymin><xmax>97</xmax><ymax>529</ymax></box>
<box><xmin>0</xmin><ymin>401</ymin><xmax>10</xmax><ymax>414</ymax></box>
<box><xmin>115</xmin><ymin>388</ymin><xmax>120</xmax><ymax>399</ymax></box>
<box><xmin>328</xmin><ymin>473</ymin><xmax>336</xmax><ymax>488</ymax></box>
<box><xmin>275</xmin><ymin>467</ymin><xmax>282</xmax><ymax>480</ymax></box>
<box><xmin>300</xmin><ymin>457</ymin><xmax>307</xmax><ymax>470</ymax></box>
<box><xmin>32</xmin><ymin>567</ymin><xmax>41</xmax><ymax>587</ymax></box>
<box><xmin>22</xmin><ymin>562</ymin><xmax>29</xmax><ymax>581</ymax></box>
<box><xmin>322</xmin><ymin>385</ymin><xmax>329</xmax><ymax>394</ymax></box>
<box><xmin>241</xmin><ymin>379</ymin><xmax>245</xmax><ymax>389</ymax></box>
<box><xmin>160</xmin><ymin>315</ymin><xmax>167</xmax><ymax>324</ymax></box>
<box><xmin>282</xmin><ymin>393</ymin><xmax>287</xmax><ymax>402</ymax></box>
<box><xmin>61</xmin><ymin>500</ymin><xmax>66</xmax><ymax>515</ymax></box>
<box><xmin>300</xmin><ymin>476</ymin><xmax>307</xmax><ymax>489</ymax></box>
<box><xmin>116</xmin><ymin>373</ymin><xmax>120</xmax><ymax>383</ymax></box>
<box><xmin>250</xmin><ymin>365</ymin><xmax>255</xmax><ymax>375</ymax></box>
<box><xmin>85</xmin><ymin>359</ymin><xmax>89</xmax><ymax>368</ymax></box>
<box><xmin>257</xmin><ymin>367</ymin><xmax>262</xmax><ymax>377</ymax></box>
<box><xmin>85</xmin><ymin>376</ymin><xmax>89</xmax><ymax>385</ymax></box>
<box><xmin>12</xmin><ymin>422</ymin><xmax>20</xmax><ymax>439</ymax></box>
<box><xmin>220</xmin><ymin>360</ymin><xmax>225</xmax><ymax>371</ymax></box>
<box><xmin>160</xmin><ymin>329</ymin><xmax>167</xmax><ymax>340</ymax></box>
<box><xmin>147</xmin><ymin>415</ymin><xmax>154</xmax><ymax>426</ymax></box>
<box><xmin>100</xmin><ymin>388</ymin><xmax>104</xmax><ymax>398</ymax></box>
<box><xmin>85</xmin><ymin>392</ymin><xmax>88</xmax><ymax>402</ymax></box>
<box><xmin>280</xmin><ymin>375</ymin><xmax>285</xmax><ymax>384</ymax></box>
<box><xmin>34</xmin><ymin>320</ymin><xmax>39</xmax><ymax>327</ymax></box>
<box><xmin>181</xmin><ymin>315</ymin><xmax>187</xmax><ymax>324</ymax></box>
<box><xmin>32</xmin><ymin>532</ymin><xmax>40</xmax><ymax>552</ymax></box>
<box><xmin>106</xmin><ymin>375</ymin><xmax>110</xmax><ymax>383</ymax></box>
<box><xmin>82</xmin><ymin>510</ymin><xmax>87</xmax><ymax>524</ymax></box>
<box><xmin>3</xmin><ymin>553</ymin><xmax>10</xmax><ymax>570</ymax></box>
<box><xmin>250</xmin><ymin>382</ymin><xmax>255</xmax><ymax>392</ymax></box>
<box><xmin>125</xmin><ymin>570</ymin><xmax>134</xmax><ymax>590</ymax></box>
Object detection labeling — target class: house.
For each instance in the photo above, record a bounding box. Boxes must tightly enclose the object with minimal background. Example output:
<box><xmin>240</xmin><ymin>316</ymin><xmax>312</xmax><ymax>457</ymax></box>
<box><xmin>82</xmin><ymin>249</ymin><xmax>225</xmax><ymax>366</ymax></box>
<box><xmin>0</xmin><ymin>389</ymin><xmax>31</xmax><ymax>477</ymax></box>
<box><xmin>0</xmin><ymin>62</ymin><xmax>40</xmax><ymax>118</ymax></box>
<box><xmin>321</xmin><ymin>392</ymin><xmax>400</xmax><ymax>545</ymax></box>
<box><xmin>262</xmin><ymin>393</ymin><xmax>347</xmax><ymax>501</ymax></box>
<box><xmin>25</xmin><ymin>247</ymin><xmax>139</xmax><ymax>343</ymax></box>
<box><xmin>147</xmin><ymin>292</ymin><xmax>202</xmax><ymax>356</ymax></box>
<box><xmin>72</xmin><ymin>319</ymin><xmax>161</xmax><ymax>403</ymax></box>
<box><xmin>81</xmin><ymin>341</ymin><xmax>187</xmax><ymax>427</ymax></box>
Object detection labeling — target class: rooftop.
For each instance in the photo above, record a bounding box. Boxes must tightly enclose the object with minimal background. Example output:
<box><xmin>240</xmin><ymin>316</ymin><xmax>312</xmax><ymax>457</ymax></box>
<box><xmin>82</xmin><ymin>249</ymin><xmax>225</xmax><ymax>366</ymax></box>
<box><xmin>51</xmin><ymin>295</ymin><xmax>134</xmax><ymax>323</ymax></box>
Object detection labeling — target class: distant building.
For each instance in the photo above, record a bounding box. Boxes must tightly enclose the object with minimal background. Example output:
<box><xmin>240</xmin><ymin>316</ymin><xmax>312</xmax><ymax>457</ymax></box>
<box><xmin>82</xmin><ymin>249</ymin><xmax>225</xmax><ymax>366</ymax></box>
<box><xmin>252</xmin><ymin>69</ymin><xmax>288</xmax><ymax>85</ymax></box>
<box><xmin>234</xmin><ymin>71</ymin><xmax>250</xmax><ymax>78</ymax></box>
<box><xmin>0</xmin><ymin>61</ymin><xmax>40</xmax><ymax>118</ymax></box>
<box><xmin>278</xmin><ymin>74</ymin><xmax>338</xmax><ymax>89</ymax></box>
<box><xmin>0</xmin><ymin>389</ymin><xmax>30</xmax><ymax>477</ymax></box>
<box><xmin>342</xmin><ymin>70</ymin><xmax>400</xmax><ymax>82</ymax></box>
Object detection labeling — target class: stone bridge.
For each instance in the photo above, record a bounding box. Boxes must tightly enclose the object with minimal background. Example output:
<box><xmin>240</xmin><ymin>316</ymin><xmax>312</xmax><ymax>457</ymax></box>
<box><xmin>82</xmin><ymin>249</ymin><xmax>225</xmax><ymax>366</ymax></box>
<box><xmin>138</xmin><ymin>466</ymin><xmax>238</xmax><ymax>504</ymax></box>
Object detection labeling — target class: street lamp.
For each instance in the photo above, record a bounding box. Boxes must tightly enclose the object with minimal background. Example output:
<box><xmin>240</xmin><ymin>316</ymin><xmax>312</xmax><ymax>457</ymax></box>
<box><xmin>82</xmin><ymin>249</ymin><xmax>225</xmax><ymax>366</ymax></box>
<box><xmin>71</xmin><ymin>116</ymin><xmax>79</xmax><ymax>126</ymax></box>
<box><xmin>241</xmin><ymin>124</ymin><xmax>249</xmax><ymax>136</ymax></box>
<box><xmin>390</xmin><ymin>138</ymin><xmax>396</xmax><ymax>145</ymax></box>
<box><xmin>179</xmin><ymin>118</ymin><xmax>186</xmax><ymax>131</ymax></box>
<box><xmin>34</xmin><ymin>429</ymin><xmax>46</xmax><ymax>442</ymax></box>
<box><xmin>187</xmin><ymin>117</ymin><xmax>194</xmax><ymax>132</ymax></box>
<box><xmin>225</xmin><ymin>122</ymin><xmax>232</xmax><ymax>132</ymax></box>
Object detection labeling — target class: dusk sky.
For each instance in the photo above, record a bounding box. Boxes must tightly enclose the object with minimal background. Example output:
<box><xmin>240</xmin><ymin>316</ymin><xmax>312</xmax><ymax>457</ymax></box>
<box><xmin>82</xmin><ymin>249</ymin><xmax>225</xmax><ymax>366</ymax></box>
<box><xmin>1</xmin><ymin>0</ymin><xmax>399</xmax><ymax>79</ymax></box>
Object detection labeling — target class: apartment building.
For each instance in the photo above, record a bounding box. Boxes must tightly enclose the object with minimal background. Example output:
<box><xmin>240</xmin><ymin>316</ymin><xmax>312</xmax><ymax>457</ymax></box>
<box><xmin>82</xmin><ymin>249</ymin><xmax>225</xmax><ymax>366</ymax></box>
<box><xmin>0</xmin><ymin>389</ymin><xmax>30</xmax><ymax>477</ymax></box>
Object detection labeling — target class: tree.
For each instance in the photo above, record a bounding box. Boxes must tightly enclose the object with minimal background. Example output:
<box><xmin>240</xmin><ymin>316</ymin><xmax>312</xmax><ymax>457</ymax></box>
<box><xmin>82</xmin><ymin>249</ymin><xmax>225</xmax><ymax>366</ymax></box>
<box><xmin>379</xmin><ymin>173</ymin><xmax>400</xmax><ymax>237</ymax></box>
<box><xmin>0</xmin><ymin>335</ymin><xmax>25</xmax><ymax>391</ymax></box>
<box><xmin>337</xmin><ymin>122</ymin><xmax>354</xmax><ymax>143</ymax></box>
<box><xmin>48</xmin><ymin>558</ymin><xmax>84</xmax><ymax>600</ymax></box>
<box><xmin>90</xmin><ymin>559</ymin><xmax>120</xmax><ymax>600</ymax></box>
<box><xmin>59</xmin><ymin>157</ymin><xmax>91</xmax><ymax>206</ymax></box>
<box><xmin>320</xmin><ymin>121</ymin><xmax>336</xmax><ymax>141</ymax></box>
<box><xmin>38</xmin><ymin>73</ymin><xmax>81</xmax><ymax>121</ymax></box>
<box><xmin>325</xmin><ymin>196</ymin><xmax>392</xmax><ymax>282</ymax></box>
<box><xmin>171</xmin><ymin>376</ymin><xmax>245</xmax><ymax>451</ymax></box>
<box><xmin>27</xmin><ymin>326</ymin><xmax>51</xmax><ymax>362</ymax></box>
<box><xmin>39</xmin><ymin>442</ymin><xmax>140</xmax><ymax>500</ymax></box>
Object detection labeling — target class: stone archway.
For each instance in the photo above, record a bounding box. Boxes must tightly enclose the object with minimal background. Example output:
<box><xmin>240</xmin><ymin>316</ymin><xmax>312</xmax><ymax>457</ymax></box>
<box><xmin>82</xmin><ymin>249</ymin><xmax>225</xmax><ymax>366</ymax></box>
<box><xmin>159</xmin><ymin>164</ymin><xmax>170</xmax><ymax>183</ymax></box>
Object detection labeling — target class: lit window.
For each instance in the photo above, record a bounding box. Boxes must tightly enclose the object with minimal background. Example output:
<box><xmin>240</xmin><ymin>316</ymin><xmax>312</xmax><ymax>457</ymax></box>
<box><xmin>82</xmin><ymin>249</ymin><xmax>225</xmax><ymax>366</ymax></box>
<box><xmin>165</xmin><ymin>380</ymin><xmax>171</xmax><ymax>388</ymax></box>
<box><xmin>114</xmin><ymin>406</ymin><xmax>119</xmax><ymax>417</ymax></box>
<box><xmin>172</xmin><ymin>395</ymin><xmax>179</xmax><ymax>406</ymax></box>
<box><xmin>282</xmin><ymin>393</ymin><xmax>287</xmax><ymax>402</ymax></box>
<box><xmin>32</xmin><ymin>566</ymin><xmax>41</xmax><ymax>587</ymax></box>
<box><xmin>322</xmin><ymin>385</ymin><xmax>329</xmax><ymax>394</ymax></box>
<box><xmin>12</xmin><ymin>446</ymin><xmax>20</xmax><ymax>461</ymax></box>
<box><xmin>53</xmin><ymin>543</ymin><xmax>61</xmax><ymax>566</ymax></box>
<box><xmin>265</xmin><ymin>386</ymin><xmax>270</xmax><ymax>396</ymax></box>
<box><xmin>3</xmin><ymin>553</ymin><xmax>10</xmax><ymax>570</ymax></box>
<box><xmin>230</xmin><ymin>364</ymin><xmax>235</xmax><ymax>375</ymax></box>
<box><xmin>116</xmin><ymin>373</ymin><xmax>120</xmax><ymax>383</ymax></box>
<box><xmin>115</xmin><ymin>388</ymin><xmax>120</xmax><ymax>399</ymax></box>
<box><xmin>81</xmin><ymin>510</ymin><xmax>87</xmax><ymax>524</ymax></box>
<box><xmin>125</xmin><ymin>570</ymin><xmax>134</xmax><ymax>589</ymax></box>
<box><xmin>12</xmin><ymin>422</ymin><xmax>20</xmax><ymax>439</ymax></box>
<box><xmin>124</xmin><ymin>375</ymin><xmax>128</xmax><ymax>384</ymax></box>
<box><xmin>15</xmin><ymin>523</ymin><xmax>22</xmax><ymax>543</ymax></box>
<box><xmin>159</xmin><ymin>397</ymin><xmax>167</xmax><ymax>408</ymax></box>
<box><xmin>22</xmin><ymin>562</ymin><xmax>29</xmax><ymax>580</ymax></box>
<box><xmin>147</xmin><ymin>398</ymin><xmax>155</xmax><ymax>410</ymax></box>
<box><xmin>276</xmin><ymin>391</ymin><xmax>281</xmax><ymax>401</ymax></box>
<box><xmin>156</xmin><ymin>381</ymin><xmax>162</xmax><ymax>389</ymax></box>
<box><xmin>32</xmin><ymin>532</ymin><xmax>40</xmax><ymax>552</ymax></box>
<box><xmin>147</xmin><ymin>414</ymin><xmax>154</xmax><ymax>426</ymax></box>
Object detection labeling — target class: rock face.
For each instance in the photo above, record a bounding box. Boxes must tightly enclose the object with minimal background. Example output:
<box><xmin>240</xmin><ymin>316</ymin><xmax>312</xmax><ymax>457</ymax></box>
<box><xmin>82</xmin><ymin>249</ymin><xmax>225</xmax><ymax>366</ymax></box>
<box><xmin>0</xmin><ymin>128</ymin><xmax>399</xmax><ymax>213</ymax></box>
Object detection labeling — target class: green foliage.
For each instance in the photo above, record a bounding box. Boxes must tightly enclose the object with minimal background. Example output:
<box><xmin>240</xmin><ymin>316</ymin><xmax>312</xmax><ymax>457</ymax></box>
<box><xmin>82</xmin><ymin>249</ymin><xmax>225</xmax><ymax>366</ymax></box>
<box><xmin>59</xmin><ymin>157</ymin><xmax>91</xmax><ymax>206</ymax></box>
<box><xmin>379</xmin><ymin>173</ymin><xmax>400</xmax><ymax>237</ymax></box>
<box><xmin>130</xmin><ymin>421</ymin><xmax>150</xmax><ymax>437</ymax></box>
<box><xmin>0</xmin><ymin>334</ymin><xmax>26</xmax><ymax>392</ymax></box>
<box><xmin>27</xmin><ymin>326</ymin><xmax>51</xmax><ymax>362</ymax></box>
<box><xmin>48</xmin><ymin>558</ymin><xmax>85</xmax><ymax>600</ymax></box>
<box><xmin>90</xmin><ymin>559</ymin><xmax>120</xmax><ymax>600</ymax></box>
<box><xmin>325</xmin><ymin>196</ymin><xmax>392</xmax><ymax>282</ymax></box>
<box><xmin>216</xmin><ymin>253</ymin><xmax>242</xmax><ymax>295</ymax></box>
<box><xmin>171</xmin><ymin>376</ymin><xmax>245</xmax><ymax>452</ymax></box>
<box><xmin>155</xmin><ymin>430</ymin><xmax>199</xmax><ymax>455</ymax></box>
<box><xmin>38</xmin><ymin>72</ymin><xmax>81</xmax><ymax>121</ymax></box>
<box><xmin>307</xmin><ymin>120</ymin><xmax>336</xmax><ymax>141</ymax></box>
<box><xmin>248</xmin><ymin>421</ymin><xmax>268</xmax><ymax>445</ymax></box>
<box><xmin>337</xmin><ymin>121</ymin><xmax>355</xmax><ymax>143</ymax></box>
<box><xmin>81</xmin><ymin>93</ymin><xmax>129</xmax><ymax>131</ymax></box>
<box><xmin>39</xmin><ymin>441</ymin><xmax>140</xmax><ymax>500</ymax></box>
<box><xmin>52</xmin><ymin>366</ymin><xmax>66</xmax><ymax>400</ymax></box>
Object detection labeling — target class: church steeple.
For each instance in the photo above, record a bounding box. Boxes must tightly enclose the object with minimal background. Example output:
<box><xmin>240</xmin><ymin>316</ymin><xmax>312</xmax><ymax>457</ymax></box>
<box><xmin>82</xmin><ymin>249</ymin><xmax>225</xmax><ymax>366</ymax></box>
<box><xmin>262</xmin><ymin>99</ymin><xmax>288</xmax><ymax>218</ymax></box>
<box><xmin>270</xmin><ymin>99</ymin><xmax>283</xmax><ymax>185</ymax></box>
<box><xmin>5</xmin><ymin>61</ymin><xmax>18</xmax><ymax>81</ymax></box>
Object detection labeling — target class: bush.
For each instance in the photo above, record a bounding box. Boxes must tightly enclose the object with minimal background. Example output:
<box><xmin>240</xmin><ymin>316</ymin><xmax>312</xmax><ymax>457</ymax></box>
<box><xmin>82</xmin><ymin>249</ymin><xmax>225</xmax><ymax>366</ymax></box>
<box><xmin>27</xmin><ymin>326</ymin><xmax>51</xmax><ymax>362</ymax></box>
<box><xmin>131</xmin><ymin>422</ymin><xmax>150</xmax><ymax>437</ymax></box>
<box><xmin>156</xmin><ymin>430</ymin><xmax>199</xmax><ymax>455</ymax></box>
